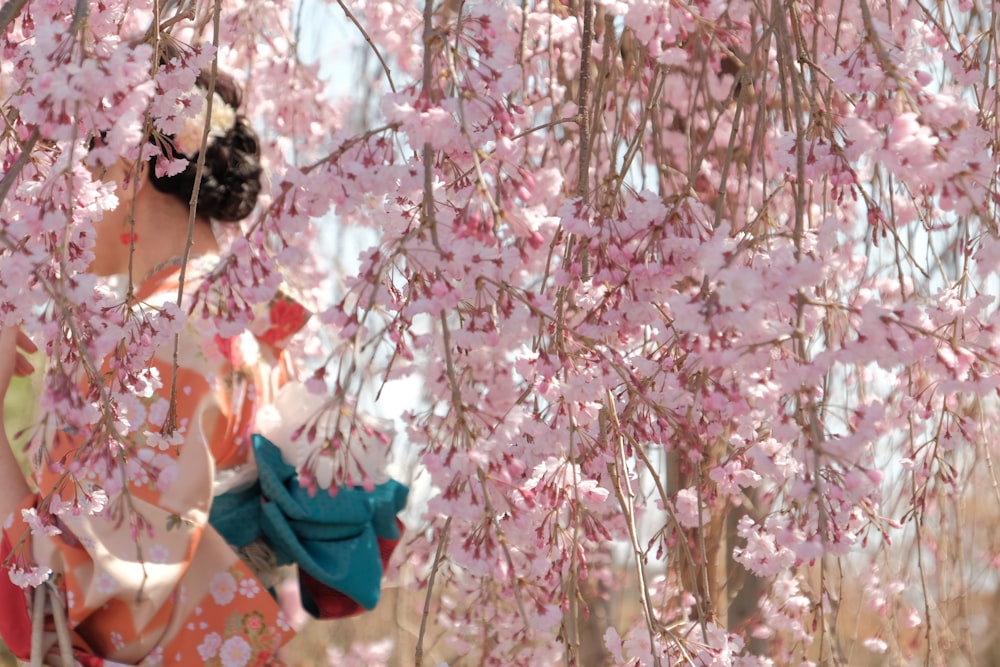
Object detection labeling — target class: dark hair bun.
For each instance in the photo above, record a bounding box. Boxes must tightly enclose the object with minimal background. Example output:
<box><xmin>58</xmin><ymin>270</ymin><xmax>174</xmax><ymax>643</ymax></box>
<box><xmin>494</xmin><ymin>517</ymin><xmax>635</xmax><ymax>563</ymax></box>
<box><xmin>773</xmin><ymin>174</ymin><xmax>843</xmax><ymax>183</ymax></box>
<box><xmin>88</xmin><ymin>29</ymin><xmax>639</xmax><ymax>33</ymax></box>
<box><xmin>190</xmin><ymin>116</ymin><xmax>262</xmax><ymax>221</ymax></box>
<box><xmin>148</xmin><ymin>69</ymin><xmax>262</xmax><ymax>222</ymax></box>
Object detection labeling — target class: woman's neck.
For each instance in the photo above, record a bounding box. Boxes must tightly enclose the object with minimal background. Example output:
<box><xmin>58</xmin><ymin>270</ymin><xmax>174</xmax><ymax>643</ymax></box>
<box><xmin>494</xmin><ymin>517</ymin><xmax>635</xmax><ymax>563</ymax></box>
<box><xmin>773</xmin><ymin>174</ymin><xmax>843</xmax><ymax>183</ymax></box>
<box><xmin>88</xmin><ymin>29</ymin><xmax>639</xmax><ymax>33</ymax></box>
<box><xmin>125</xmin><ymin>186</ymin><xmax>221</xmax><ymax>286</ymax></box>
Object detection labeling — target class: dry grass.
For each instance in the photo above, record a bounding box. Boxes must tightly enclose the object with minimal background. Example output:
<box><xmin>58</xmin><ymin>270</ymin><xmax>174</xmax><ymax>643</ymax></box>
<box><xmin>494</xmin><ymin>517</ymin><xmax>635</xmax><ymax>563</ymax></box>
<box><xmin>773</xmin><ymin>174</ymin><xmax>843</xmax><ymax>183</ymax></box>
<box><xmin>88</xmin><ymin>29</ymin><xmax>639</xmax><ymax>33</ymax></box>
<box><xmin>282</xmin><ymin>584</ymin><xmax>457</xmax><ymax>667</ymax></box>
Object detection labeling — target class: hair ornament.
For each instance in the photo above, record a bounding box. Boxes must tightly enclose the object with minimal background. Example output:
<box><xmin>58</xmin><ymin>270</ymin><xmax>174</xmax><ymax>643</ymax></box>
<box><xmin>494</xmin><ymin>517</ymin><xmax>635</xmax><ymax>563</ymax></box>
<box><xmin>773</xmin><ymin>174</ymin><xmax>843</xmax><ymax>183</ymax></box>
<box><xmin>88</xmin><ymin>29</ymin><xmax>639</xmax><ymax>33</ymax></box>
<box><xmin>172</xmin><ymin>88</ymin><xmax>237</xmax><ymax>157</ymax></box>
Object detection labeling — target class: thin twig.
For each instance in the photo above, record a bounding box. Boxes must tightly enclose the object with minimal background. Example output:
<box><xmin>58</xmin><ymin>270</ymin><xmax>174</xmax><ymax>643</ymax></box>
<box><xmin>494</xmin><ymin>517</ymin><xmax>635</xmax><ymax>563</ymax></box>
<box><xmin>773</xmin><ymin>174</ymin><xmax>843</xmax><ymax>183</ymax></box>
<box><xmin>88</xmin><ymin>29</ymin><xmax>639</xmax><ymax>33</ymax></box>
<box><xmin>0</xmin><ymin>0</ymin><xmax>27</xmax><ymax>35</ymax></box>
<box><xmin>574</xmin><ymin>0</ymin><xmax>594</xmax><ymax>199</ymax></box>
<box><xmin>574</xmin><ymin>0</ymin><xmax>594</xmax><ymax>280</ymax></box>
<box><xmin>605</xmin><ymin>392</ymin><xmax>665</xmax><ymax>667</ymax></box>
<box><xmin>420</xmin><ymin>0</ymin><xmax>440</xmax><ymax>247</ymax></box>
<box><xmin>336</xmin><ymin>0</ymin><xmax>396</xmax><ymax>93</ymax></box>
<box><xmin>478</xmin><ymin>468</ymin><xmax>532</xmax><ymax>633</ymax></box>
<box><xmin>415</xmin><ymin>517</ymin><xmax>452</xmax><ymax>667</ymax></box>
<box><xmin>165</xmin><ymin>0</ymin><xmax>222</xmax><ymax>433</ymax></box>
<box><xmin>67</xmin><ymin>0</ymin><xmax>88</xmax><ymax>33</ymax></box>
<box><xmin>0</xmin><ymin>128</ymin><xmax>40</xmax><ymax>204</ymax></box>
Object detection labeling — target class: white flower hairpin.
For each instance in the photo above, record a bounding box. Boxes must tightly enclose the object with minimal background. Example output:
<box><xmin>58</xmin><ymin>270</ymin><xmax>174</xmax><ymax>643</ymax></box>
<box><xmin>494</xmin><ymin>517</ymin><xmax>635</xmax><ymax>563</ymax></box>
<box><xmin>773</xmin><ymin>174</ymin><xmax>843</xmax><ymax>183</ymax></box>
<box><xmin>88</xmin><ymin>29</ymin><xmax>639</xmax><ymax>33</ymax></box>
<box><xmin>172</xmin><ymin>88</ymin><xmax>237</xmax><ymax>157</ymax></box>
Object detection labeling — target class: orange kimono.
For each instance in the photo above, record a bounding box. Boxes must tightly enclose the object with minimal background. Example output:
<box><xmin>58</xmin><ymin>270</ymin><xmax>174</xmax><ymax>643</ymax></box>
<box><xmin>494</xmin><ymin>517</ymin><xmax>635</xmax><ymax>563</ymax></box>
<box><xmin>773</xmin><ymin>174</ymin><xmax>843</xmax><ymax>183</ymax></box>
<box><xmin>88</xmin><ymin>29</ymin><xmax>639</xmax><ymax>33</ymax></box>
<box><xmin>1</xmin><ymin>258</ymin><xmax>304</xmax><ymax>666</ymax></box>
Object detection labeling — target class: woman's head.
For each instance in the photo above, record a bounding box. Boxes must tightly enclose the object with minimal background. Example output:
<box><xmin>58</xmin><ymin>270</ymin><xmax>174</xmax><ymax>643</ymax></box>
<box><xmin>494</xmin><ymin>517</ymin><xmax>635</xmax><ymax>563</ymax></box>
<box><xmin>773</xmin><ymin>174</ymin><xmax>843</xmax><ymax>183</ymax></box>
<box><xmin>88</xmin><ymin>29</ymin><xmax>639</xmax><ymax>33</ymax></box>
<box><xmin>85</xmin><ymin>43</ymin><xmax>263</xmax><ymax>278</ymax></box>
<box><xmin>147</xmin><ymin>45</ymin><xmax>262</xmax><ymax>223</ymax></box>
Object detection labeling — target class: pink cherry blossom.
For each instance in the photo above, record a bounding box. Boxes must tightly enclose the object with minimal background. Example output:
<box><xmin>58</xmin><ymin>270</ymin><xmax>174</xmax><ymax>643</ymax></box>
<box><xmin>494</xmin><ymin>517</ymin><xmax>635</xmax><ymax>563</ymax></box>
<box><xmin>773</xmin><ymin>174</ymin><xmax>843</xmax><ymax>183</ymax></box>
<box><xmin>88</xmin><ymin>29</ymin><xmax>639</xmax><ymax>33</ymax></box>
<box><xmin>8</xmin><ymin>565</ymin><xmax>52</xmax><ymax>589</ymax></box>
<box><xmin>21</xmin><ymin>507</ymin><xmax>61</xmax><ymax>537</ymax></box>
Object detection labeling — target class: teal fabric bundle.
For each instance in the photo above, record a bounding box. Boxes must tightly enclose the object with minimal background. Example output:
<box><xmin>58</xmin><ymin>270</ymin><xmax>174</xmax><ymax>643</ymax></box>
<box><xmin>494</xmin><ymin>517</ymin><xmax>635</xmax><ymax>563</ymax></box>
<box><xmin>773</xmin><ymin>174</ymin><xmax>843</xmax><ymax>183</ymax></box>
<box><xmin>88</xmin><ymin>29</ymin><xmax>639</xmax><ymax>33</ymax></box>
<box><xmin>209</xmin><ymin>434</ymin><xmax>409</xmax><ymax>611</ymax></box>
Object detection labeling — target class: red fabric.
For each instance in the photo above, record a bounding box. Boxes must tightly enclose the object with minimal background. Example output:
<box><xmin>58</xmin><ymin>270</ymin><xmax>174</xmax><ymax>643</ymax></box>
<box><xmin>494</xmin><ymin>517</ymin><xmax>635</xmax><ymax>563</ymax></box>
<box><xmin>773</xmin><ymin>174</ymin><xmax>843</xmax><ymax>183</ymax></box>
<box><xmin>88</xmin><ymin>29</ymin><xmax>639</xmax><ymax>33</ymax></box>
<box><xmin>298</xmin><ymin>520</ymin><xmax>403</xmax><ymax>620</ymax></box>
<box><xmin>75</xmin><ymin>652</ymin><xmax>106</xmax><ymax>667</ymax></box>
<box><xmin>257</xmin><ymin>294</ymin><xmax>310</xmax><ymax>348</ymax></box>
<box><xmin>0</xmin><ymin>532</ymin><xmax>32</xmax><ymax>660</ymax></box>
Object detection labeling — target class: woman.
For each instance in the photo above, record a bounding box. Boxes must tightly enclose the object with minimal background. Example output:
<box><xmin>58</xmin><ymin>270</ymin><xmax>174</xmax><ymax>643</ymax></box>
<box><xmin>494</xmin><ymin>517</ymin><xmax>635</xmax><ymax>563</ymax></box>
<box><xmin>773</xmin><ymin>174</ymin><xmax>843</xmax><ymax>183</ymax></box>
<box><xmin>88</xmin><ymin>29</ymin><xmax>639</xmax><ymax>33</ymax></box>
<box><xmin>0</xmin><ymin>44</ymin><xmax>405</xmax><ymax>666</ymax></box>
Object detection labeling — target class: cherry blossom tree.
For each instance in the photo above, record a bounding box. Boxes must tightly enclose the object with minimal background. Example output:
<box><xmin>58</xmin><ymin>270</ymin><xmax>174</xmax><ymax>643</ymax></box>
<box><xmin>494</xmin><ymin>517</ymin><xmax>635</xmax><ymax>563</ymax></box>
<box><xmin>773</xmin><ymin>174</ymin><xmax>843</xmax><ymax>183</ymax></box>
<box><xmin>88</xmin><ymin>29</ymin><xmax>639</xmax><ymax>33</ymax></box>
<box><xmin>2</xmin><ymin>0</ymin><xmax>999</xmax><ymax>665</ymax></box>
